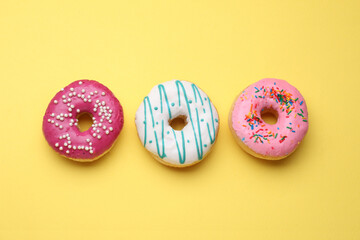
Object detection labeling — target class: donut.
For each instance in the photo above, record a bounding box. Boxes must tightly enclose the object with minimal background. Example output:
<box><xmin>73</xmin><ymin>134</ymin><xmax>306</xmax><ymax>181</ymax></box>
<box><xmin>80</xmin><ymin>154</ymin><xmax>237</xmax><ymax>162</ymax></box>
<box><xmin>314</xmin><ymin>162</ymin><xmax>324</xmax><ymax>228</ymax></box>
<box><xmin>229</xmin><ymin>78</ymin><xmax>308</xmax><ymax>160</ymax></box>
<box><xmin>135</xmin><ymin>80</ymin><xmax>219</xmax><ymax>167</ymax></box>
<box><xmin>42</xmin><ymin>80</ymin><xmax>124</xmax><ymax>162</ymax></box>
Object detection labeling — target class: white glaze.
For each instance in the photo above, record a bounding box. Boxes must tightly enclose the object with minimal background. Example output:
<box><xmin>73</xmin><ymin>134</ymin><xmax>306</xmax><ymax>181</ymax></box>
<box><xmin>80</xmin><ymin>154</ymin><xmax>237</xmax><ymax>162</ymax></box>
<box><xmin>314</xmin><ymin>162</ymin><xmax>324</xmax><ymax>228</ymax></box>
<box><xmin>135</xmin><ymin>80</ymin><xmax>219</xmax><ymax>166</ymax></box>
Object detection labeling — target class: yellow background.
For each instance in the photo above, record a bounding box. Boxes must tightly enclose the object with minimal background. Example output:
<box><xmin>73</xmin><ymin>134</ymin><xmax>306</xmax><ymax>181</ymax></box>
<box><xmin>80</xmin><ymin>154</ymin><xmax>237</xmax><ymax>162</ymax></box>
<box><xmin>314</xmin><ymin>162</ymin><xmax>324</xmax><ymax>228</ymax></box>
<box><xmin>1</xmin><ymin>0</ymin><xmax>359</xmax><ymax>239</ymax></box>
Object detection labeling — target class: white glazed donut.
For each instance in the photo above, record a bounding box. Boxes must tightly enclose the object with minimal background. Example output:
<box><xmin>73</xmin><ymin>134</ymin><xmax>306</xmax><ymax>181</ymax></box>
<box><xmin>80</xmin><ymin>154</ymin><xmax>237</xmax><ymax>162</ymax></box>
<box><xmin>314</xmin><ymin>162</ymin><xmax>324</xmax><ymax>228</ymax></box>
<box><xmin>135</xmin><ymin>80</ymin><xmax>220</xmax><ymax>167</ymax></box>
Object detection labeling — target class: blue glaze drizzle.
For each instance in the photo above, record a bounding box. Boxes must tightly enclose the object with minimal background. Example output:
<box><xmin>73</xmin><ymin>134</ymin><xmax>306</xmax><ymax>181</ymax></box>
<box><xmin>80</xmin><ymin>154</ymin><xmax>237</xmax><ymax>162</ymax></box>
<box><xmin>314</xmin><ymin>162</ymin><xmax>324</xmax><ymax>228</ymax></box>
<box><xmin>158</xmin><ymin>84</ymin><xmax>172</xmax><ymax>118</ymax></box>
<box><xmin>154</xmin><ymin>120</ymin><xmax>166</xmax><ymax>158</ymax></box>
<box><xmin>143</xmin><ymin>96</ymin><xmax>155</xmax><ymax>147</ymax></box>
<box><xmin>172</xmin><ymin>129</ymin><xmax>186</xmax><ymax>164</ymax></box>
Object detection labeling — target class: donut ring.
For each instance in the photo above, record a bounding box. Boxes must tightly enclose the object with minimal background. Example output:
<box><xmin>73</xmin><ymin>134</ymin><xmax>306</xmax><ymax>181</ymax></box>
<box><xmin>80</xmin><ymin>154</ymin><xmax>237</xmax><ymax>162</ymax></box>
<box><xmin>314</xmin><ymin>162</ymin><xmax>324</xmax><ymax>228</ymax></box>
<box><xmin>42</xmin><ymin>80</ymin><xmax>124</xmax><ymax>162</ymax></box>
<box><xmin>135</xmin><ymin>80</ymin><xmax>219</xmax><ymax>167</ymax></box>
<box><xmin>229</xmin><ymin>78</ymin><xmax>308</xmax><ymax>160</ymax></box>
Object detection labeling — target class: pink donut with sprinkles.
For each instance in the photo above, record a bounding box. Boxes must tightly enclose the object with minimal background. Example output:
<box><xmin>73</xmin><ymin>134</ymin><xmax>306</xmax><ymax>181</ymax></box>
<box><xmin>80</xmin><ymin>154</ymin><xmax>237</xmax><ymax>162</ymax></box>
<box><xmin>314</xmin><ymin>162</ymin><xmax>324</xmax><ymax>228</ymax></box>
<box><xmin>42</xmin><ymin>80</ymin><xmax>124</xmax><ymax>162</ymax></box>
<box><xmin>229</xmin><ymin>78</ymin><xmax>308</xmax><ymax>160</ymax></box>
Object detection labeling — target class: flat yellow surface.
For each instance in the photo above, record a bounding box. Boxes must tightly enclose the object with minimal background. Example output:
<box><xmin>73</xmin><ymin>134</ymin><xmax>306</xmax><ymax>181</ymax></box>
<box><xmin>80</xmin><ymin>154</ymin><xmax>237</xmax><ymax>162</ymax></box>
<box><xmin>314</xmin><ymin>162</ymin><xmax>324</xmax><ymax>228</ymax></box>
<box><xmin>1</xmin><ymin>0</ymin><xmax>359</xmax><ymax>239</ymax></box>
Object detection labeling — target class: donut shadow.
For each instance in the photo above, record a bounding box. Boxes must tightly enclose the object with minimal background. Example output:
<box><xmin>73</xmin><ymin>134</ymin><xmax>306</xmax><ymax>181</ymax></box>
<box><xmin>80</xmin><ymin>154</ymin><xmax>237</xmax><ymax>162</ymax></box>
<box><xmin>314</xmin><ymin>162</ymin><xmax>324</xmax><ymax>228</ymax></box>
<box><xmin>229</xmin><ymin>131</ymin><xmax>310</xmax><ymax>168</ymax></box>
<box><xmin>54</xmin><ymin>129</ymin><xmax>126</xmax><ymax>168</ymax></box>
<box><xmin>154</xmin><ymin>142</ymin><xmax>219</xmax><ymax>174</ymax></box>
<box><xmin>247</xmin><ymin>138</ymin><xmax>309</xmax><ymax>167</ymax></box>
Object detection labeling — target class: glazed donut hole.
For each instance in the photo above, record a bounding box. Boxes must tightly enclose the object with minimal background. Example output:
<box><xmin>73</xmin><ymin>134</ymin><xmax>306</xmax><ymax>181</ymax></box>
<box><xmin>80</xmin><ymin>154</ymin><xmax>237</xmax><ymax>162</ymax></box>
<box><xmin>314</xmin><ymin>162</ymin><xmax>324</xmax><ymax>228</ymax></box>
<box><xmin>260</xmin><ymin>108</ymin><xmax>278</xmax><ymax>125</ymax></box>
<box><xmin>168</xmin><ymin>115</ymin><xmax>188</xmax><ymax>131</ymax></box>
<box><xmin>76</xmin><ymin>112</ymin><xmax>93</xmax><ymax>132</ymax></box>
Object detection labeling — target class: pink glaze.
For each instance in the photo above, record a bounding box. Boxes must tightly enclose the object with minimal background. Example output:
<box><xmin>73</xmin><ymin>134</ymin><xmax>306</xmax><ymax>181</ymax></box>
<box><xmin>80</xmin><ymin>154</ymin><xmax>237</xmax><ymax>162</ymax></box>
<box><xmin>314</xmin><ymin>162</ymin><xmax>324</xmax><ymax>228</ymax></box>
<box><xmin>231</xmin><ymin>78</ymin><xmax>308</xmax><ymax>157</ymax></box>
<box><xmin>42</xmin><ymin>80</ymin><xmax>124</xmax><ymax>160</ymax></box>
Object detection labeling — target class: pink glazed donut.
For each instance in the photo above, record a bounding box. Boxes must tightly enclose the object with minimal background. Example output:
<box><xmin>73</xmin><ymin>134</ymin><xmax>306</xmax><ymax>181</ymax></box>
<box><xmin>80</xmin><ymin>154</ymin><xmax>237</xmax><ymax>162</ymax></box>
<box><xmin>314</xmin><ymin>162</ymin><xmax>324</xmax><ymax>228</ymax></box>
<box><xmin>42</xmin><ymin>80</ymin><xmax>124</xmax><ymax>162</ymax></box>
<box><xmin>229</xmin><ymin>78</ymin><xmax>308</xmax><ymax>160</ymax></box>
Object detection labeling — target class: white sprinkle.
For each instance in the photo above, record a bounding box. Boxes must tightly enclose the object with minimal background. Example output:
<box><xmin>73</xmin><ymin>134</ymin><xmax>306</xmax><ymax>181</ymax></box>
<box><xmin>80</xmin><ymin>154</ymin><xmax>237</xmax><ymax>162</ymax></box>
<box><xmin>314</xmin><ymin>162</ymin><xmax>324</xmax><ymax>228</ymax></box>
<box><xmin>79</xmin><ymin>81</ymin><xmax>83</xmax><ymax>85</ymax></box>
<box><xmin>85</xmin><ymin>147</ymin><xmax>89</xmax><ymax>151</ymax></box>
<box><xmin>94</xmin><ymin>104</ymin><xmax>98</xmax><ymax>108</ymax></box>
<box><xmin>51</xmin><ymin>113</ymin><xmax>55</xmax><ymax>117</ymax></box>
<box><xmin>60</xmin><ymin>117</ymin><xmax>64</xmax><ymax>121</ymax></box>
<box><xmin>109</xmin><ymin>127</ymin><xmax>113</xmax><ymax>131</ymax></box>
<box><xmin>70</xmin><ymin>119</ymin><xmax>74</xmax><ymax>122</ymax></box>
<box><xmin>64</xmin><ymin>142</ymin><xmax>68</xmax><ymax>146</ymax></box>
<box><xmin>82</xmin><ymin>89</ymin><xmax>85</xmax><ymax>93</ymax></box>
<box><xmin>102</xmin><ymin>92</ymin><xmax>105</xmax><ymax>96</ymax></box>
<box><xmin>95</xmin><ymin>91</ymin><xmax>98</xmax><ymax>94</ymax></box>
<box><xmin>89</xmin><ymin>142</ymin><xmax>92</xmax><ymax>146</ymax></box>
<box><xmin>60</xmin><ymin>113</ymin><xmax>64</xmax><ymax>117</ymax></box>
<box><xmin>62</xmin><ymin>95</ymin><xmax>66</xmax><ymax>99</ymax></box>
<box><xmin>48</xmin><ymin>119</ymin><xmax>51</xmax><ymax>122</ymax></box>
<box><xmin>109</xmin><ymin>120</ymin><xmax>112</xmax><ymax>123</ymax></box>
<box><xmin>69</xmin><ymin>123</ymin><xmax>73</xmax><ymax>126</ymax></box>
<box><xmin>68</xmin><ymin>140</ymin><xmax>71</xmax><ymax>144</ymax></box>
<box><xmin>74</xmin><ymin>122</ymin><xmax>78</xmax><ymax>126</ymax></box>
<box><xmin>59</xmin><ymin>136</ymin><xmax>63</xmax><ymax>140</ymax></box>
<box><xmin>66</xmin><ymin>150</ymin><xmax>70</xmax><ymax>154</ymax></box>
<box><xmin>81</xmin><ymin>95</ymin><xmax>85</xmax><ymax>99</ymax></box>
<box><xmin>98</xmin><ymin>123</ymin><xmax>102</xmax><ymax>127</ymax></box>
<box><xmin>55</xmin><ymin>123</ymin><xmax>59</xmax><ymax>127</ymax></box>
<box><xmin>66</xmin><ymin>133</ymin><xmax>69</xmax><ymax>136</ymax></box>
<box><xmin>97</xmin><ymin>135</ymin><xmax>101</xmax><ymax>139</ymax></box>
<box><xmin>93</xmin><ymin>133</ymin><xmax>96</xmax><ymax>137</ymax></box>
<box><xmin>89</xmin><ymin>150</ymin><xmax>93</xmax><ymax>154</ymax></box>
<box><xmin>67</xmin><ymin>103</ymin><xmax>71</xmax><ymax>107</ymax></box>
<box><xmin>59</xmin><ymin>147</ymin><xmax>63</xmax><ymax>150</ymax></box>
<box><xmin>73</xmin><ymin>146</ymin><xmax>76</xmax><ymax>150</ymax></box>
<box><xmin>76</xmin><ymin>109</ymin><xmax>80</xmax><ymax>113</ymax></box>
<box><xmin>84</xmin><ymin>98</ymin><xmax>87</xmax><ymax>102</ymax></box>
<box><xmin>88</xmin><ymin>99</ymin><xmax>92</xmax><ymax>103</ymax></box>
<box><xmin>106</xmin><ymin>130</ymin><xmax>109</xmax><ymax>135</ymax></box>
<box><xmin>56</xmin><ymin>116</ymin><xmax>60</xmax><ymax>120</ymax></box>
<box><xmin>103</xmin><ymin>126</ymin><xmax>106</xmax><ymax>130</ymax></box>
<box><xmin>59</xmin><ymin>125</ymin><xmax>63</xmax><ymax>129</ymax></box>
<box><xmin>51</xmin><ymin>120</ymin><xmax>54</xmax><ymax>124</ymax></box>
<box><xmin>90</xmin><ymin>92</ymin><xmax>94</xmax><ymax>95</ymax></box>
<box><xmin>109</xmin><ymin>110</ymin><xmax>112</xmax><ymax>113</ymax></box>
<box><xmin>100</xmin><ymin>119</ymin><xmax>104</xmax><ymax>122</ymax></box>
<box><xmin>87</xmin><ymin>95</ymin><xmax>91</xmax><ymax>99</ymax></box>
<box><xmin>55</xmin><ymin>143</ymin><xmax>59</xmax><ymax>147</ymax></box>
<box><xmin>69</xmin><ymin>113</ymin><xmax>72</xmax><ymax>117</ymax></box>
<box><xmin>61</xmin><ymin>88</ymin><xmax>64</xmax><ymax>91</ymax></box>
<box><xmin>63</xmin><ymin>99</ymin><xmax>67</xmax><ymax>103</ymax></box>
<box><xmin>77</xmin><ymin>94</ymin><xmax>81</xmax><ymax>97</ymax></box>
<box><xmin>64</xmin><ymin>114</ymin><xmax>68</xmax><ymax>117</ymax></box>
<box><xmin>70</xmin><ymin>88</ymin><xmax>74</xmax><ymax>91</ymax></box>
<box><xmin>68</xmin><ymin>108</ymin><xmax>72</xmax><ymax>112</ymax></box>
<box><xmin>92</xmin><ymin>117</ymin><xmax>96</xmax><ymax>120</ymax></box>
<box><xmin>68</xmin><ymin>145</ymin><xmax>72</xmax><ymax>149</ymax></box>
<box><xmin>67</xmin><ymin>98</ymin><xmax>71</xmax><ymax>102</ymax></box>
<box><xmin>54</xmin><ymin>100</ymin><xmax>58</xmax><ymax>104</ymax></box>
<box><xmin>102</xmin><ymin>101</ymin><xmax>106</xmax><ymax>106</ymax></box>
<box><xmin>69</xmin><ymin>93</ymin><xmax>73</xmax><ymax>97</ymax></box>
